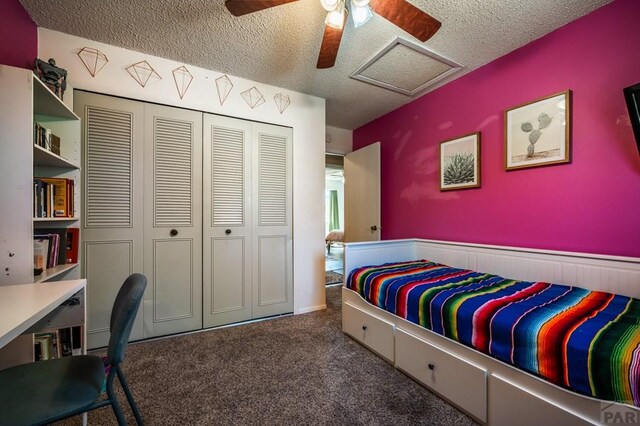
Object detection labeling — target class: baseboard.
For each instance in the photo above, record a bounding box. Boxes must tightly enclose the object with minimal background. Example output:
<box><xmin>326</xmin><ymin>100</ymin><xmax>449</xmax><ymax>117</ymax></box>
<box><xmin>296</xmin><ymin>304</ymin><xmax>326</xmax><ymax>314</ymax></box>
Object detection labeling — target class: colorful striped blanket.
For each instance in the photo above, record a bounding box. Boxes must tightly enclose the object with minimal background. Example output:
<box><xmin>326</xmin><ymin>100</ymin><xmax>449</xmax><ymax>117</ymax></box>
<box><xmin>346</xmin><ymin>260</ymin><xmax>640</xmax><ymax>407</ymax></box>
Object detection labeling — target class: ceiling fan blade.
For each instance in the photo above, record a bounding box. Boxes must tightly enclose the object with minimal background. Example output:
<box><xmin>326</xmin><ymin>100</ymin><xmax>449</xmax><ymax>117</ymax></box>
<box><xmin>225</xmin><ymin>0</ymin><xmax>298</xmax><ymax>17</ymax></box>
<box><xmin>317</xmin><ymin>14</ymin><xmax>348</xmax><ymax>69</ymax></box>
<box><xmin>369</xmin><ymin>0</ymin><xmax>441</xmax><ymax>42</ymax></box>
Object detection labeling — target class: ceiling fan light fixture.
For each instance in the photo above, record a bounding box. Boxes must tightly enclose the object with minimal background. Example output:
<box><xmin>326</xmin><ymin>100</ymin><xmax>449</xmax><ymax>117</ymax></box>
<box><xmin>351</xmin><ymin>0</ymin><xmax>370</xmax><ymax>7</ymax></box>
<box><xmin>351</xmin><ymin>2</ymin><xmax>373</xmax><ymax>28</ymax></box>
<box><xmin>320</xmin><ymin>0</ymin><xmax>339</xmax><ymax>12</ymax></box>
<box><xmin>325</xmin><ymin>1</ymin><xmax>346</xmax><ymax>29</ymax></box>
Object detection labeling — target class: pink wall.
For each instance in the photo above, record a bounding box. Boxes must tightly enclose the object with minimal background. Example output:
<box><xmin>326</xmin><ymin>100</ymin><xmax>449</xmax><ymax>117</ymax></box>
<box><xmin>353</xmin><ymin>0</ymin><xmax>640</xmax><ymax>258</ymax></box>
<box><xmin>0</xmin><ymin>0</ymin><xmax>37</xmax><ymax>69</ymax></box>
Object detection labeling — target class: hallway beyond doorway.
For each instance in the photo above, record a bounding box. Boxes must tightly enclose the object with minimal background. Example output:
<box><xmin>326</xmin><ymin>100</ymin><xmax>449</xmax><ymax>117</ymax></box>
<box><xmin>325</xmin><ymin>245</ymin><xmax>343</xmax><ymax>285</ymax></box>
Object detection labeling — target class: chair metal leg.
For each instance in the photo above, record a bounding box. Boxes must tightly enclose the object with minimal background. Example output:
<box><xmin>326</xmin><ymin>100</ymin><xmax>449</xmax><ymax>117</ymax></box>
<box><xmin>106</xmin><ymin>372</ymin><xmax>127</xmax><ymax>426</ymax></box>
<box><xmin>116</xmin><ymin>366</ymin><xmax>144</xmax><ymax>425</ymax></box>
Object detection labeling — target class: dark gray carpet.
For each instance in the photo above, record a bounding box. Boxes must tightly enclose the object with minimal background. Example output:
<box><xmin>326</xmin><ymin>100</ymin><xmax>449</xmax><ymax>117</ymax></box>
<box><xmin>61</xmin><ymin>287</ymin><xmax>477</xmax><ymax>425</ymax></box>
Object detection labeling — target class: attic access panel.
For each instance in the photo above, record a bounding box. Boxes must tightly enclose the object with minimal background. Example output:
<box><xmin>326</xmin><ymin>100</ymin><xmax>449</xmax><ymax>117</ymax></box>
<box><xmin>350</xmin><ymin>37</ymin><xmax>463</xmax><ymax>96</ymax></box>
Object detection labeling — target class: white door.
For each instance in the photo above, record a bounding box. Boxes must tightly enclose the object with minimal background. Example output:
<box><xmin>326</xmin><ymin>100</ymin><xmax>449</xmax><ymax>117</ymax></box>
<box><xmin>143</xmin><ymin>104</ymin><xmax>203</xmax><ymax>337</ymax></box>
<box><xmin>75</xmin><ymin>91</ymin><xmax>145</xmax><ymax>349</ymax></box>
<box><xmin>251</xmin><ymin>123</ymin><xmax>293</xmax><ymax>318</ymax></box>
<box><xmin>202</xmin><ymin>115</ymin><xmax>253</xmax><ymax>327</ymax></box>
<box><xmin>344</xmin><ymin>142</ymin><xmax>381</xmax><ymax>242</ymax></box>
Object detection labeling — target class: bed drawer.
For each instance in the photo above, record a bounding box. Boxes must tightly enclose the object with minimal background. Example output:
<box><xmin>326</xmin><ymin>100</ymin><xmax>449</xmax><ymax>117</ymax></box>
<box><xmin>395</xmin><ymin>328</ymin><xmax>487</xmax><ymax>422</ymax></box>
<box><xmin>342</xmin><ymin>302</ymin><xmax>395</xmax><ymax>362</ymax></box>
<box><xmin>489</xmin><ymin>375</ymin><xmax>590</xmax><ymax>426</ymax></box>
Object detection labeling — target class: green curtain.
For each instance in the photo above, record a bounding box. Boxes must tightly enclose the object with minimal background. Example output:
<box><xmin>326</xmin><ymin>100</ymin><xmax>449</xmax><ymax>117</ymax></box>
<box><xmin>329</xmin><ymin>190</ymin><xmax>340</xmax><ymax>231</ymax></box>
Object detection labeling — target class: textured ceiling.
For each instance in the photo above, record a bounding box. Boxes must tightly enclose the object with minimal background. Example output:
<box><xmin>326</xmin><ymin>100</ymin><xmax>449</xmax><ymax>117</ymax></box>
<box><xmin>19</xmin><ymin>0</ymin><xmax>612</xmax><ymax>129</ymax></box>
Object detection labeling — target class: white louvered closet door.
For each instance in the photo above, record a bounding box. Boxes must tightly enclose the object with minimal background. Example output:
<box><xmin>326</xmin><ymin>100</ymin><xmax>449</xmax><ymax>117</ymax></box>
<box><xmin>75</xmin><ymin>91</ymin><xmax>145</xmax><ymax>349</ymax></box>
<box><xmin>202</xmin><ymin>115</ymin><xmax>252</xmax><ymax>327</ymax></box>
<box><xmin>251</xmin><ymin>123</ymin><xmax>293</xmax><ymax>318</ymax></box>
<box><xmin>143</xmin><ymin>104</ymin><xmax>202</xmax><ymax>337</ymax></box>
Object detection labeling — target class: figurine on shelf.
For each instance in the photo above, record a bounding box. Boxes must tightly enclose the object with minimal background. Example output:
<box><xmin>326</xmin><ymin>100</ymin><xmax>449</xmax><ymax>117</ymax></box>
<box><xmin>34</xmin><ymin>58</ymin><xmax>67</xmax><ymax>100</ymax></box>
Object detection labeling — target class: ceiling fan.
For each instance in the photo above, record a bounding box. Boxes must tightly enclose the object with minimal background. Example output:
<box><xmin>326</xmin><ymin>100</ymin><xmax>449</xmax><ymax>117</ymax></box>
<box><xmin>224</xmin><ymin>0</ymin><xmax>441</xmax><ymax>69</ymax></box>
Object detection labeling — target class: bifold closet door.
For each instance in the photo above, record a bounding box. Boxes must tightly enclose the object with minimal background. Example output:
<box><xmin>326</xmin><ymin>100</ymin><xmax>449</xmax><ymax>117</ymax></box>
<box><xmin>203</xmin><ymin>115</ymin><xmax>293</xmax><ymax>327</ymax></box>
<box><xmin>202</xmin><ymin>115</ymin><xmax>252</xmax><ymax>327</ymax></box>
<box><xmin>75</xmin><ymin>91</ymin><xmax>145</xmax><ymax>349</ymax></box>
<box><xmin>143</xmin><ymin>104</ymin><xmax>203</xmax><ymax>337</ymax></box>
<box><xmin>251</xmin><ymin>123</ymin><xmax>293</xmax><ymax>318</ymax></box>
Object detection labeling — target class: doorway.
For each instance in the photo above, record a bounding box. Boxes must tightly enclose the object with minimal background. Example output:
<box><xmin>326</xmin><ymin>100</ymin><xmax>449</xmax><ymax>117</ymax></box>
<box><xmin>325</xmin><ymin>154</ymin><xmax>344</xmax><ymax>285</ymax></box>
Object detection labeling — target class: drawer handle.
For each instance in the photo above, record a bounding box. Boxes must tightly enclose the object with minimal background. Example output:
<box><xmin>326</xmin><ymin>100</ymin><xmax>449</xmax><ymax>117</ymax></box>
<box><xmin>225</xmin><ymin>229</ymin><xmax>231</xmax><ymax>235</ymax></box>
<box><xmin>428</xmin><ymin>363</ymin><xmax>435</xmax><ymax>371</ymax></box>
<box><xmin>362</xmin><ymin>325</ymin><xmax>368</xmax><ymax>331</ymax></box>
<box><xmin>170</xmin><ymin>229</ymin><xmax>178</xmax><ymax>237</ymax></box>
<box><xmin>62</xmin><ymin>297</ymin><xmax>80</xmax><ymax>306</ymax></box>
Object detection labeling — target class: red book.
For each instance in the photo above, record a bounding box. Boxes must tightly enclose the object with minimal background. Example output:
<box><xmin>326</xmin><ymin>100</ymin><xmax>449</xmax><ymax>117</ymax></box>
<box><xmin>66</xmin><ymin>228</ymin><xmax>80</xmax><ymax>264</ymax></box>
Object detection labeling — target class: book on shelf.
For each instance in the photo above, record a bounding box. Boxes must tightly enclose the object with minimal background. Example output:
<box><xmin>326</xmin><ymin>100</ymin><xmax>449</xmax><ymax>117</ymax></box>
<box><xmin>33</xmin><ymin>331</ymin><xmax>60</xmax><ymax>361</ymax></box>
<box><xmin>34</xmin><ymin>228</ymin><xmax>72</xmax><ymax>268</ymax></box>
<box><xmin>33</xmin><ymin>177</ymin><xmax>74</xmax><ymax>218</ymax></box>
<box><xmin>34</xmin><ymin>122</ymin><xmax>61</xmax><ymax>155</ymax></box>
<box><xmin>33</xmin><ymin>237</ymin><xmax>50</xmax><ymax>270</ymax></box>
<box><xmin>66</xmin><ymin>227</ymin><xmax>79</xmax><ymax>264</ymax></box>
<box><xmin>34</xmin><ymin>234</ymin><xmax>58</xmax><ymax>269</ymax></box>
<box><xmin>33</xmin><ymin>228</ymin><xmax>78</xmax><ymax>270</ymax></box>
<box><xmin>34</xmin><ymin>327</ymin><xmax>80</xmax><ymax>361</ymax></box>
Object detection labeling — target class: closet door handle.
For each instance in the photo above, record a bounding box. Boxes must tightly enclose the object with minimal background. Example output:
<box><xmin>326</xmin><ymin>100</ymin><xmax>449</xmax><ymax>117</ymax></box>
<box><xmin>225</xmin><ymin>229</ymin><xmax>232</xmax><ymax>235</ymax></box>
<box><xmin>170</xmin><ymin>229</ymin><xmax>178</xmax><ymax>237</ymax></box>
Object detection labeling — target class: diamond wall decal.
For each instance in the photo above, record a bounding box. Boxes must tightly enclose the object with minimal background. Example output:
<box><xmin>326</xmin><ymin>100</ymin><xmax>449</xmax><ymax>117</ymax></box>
<box><xmin>215</xmin><ymin>75</ymin><xmax>233</xmax><ymax>105</ymax></box>
<box><xmin>173</xmin><ymin>66</ymin><xmax>193</xmax><ymax>100</ymax></box>
<box><xmin>77</xmin><ymin>47</ymin><xmax>108</xmax><ymax>77</ymax></box>
<box><xmin>274</xmin><ymin>93</ymin><xmax>291</xmax><ymax>114</ymax></box>
<box><xmin>126</xmin><ymin>60</ymin><xmax>161</xmax><ymax>87</ymax></box>
<box><xmin>241</xmin><ymin>86</ymin><xmax>265</xmax><ymax>109</ymax></box>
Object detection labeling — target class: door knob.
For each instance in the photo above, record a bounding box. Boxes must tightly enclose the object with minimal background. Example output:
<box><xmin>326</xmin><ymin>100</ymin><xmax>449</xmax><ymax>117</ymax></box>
<box><xmin>225</xmin><ymin>229</ymin><xmax>232</xmax><ymax>235</ymax></box>
<box><xmin>170</xmin><ymin>229</ymin><xmax>178</xmax><ymax>237</ymax></box>
<box><xmin>370</xmin><ymin>225</ymin><xmax>378</xmax><ymax>232</ymax></box>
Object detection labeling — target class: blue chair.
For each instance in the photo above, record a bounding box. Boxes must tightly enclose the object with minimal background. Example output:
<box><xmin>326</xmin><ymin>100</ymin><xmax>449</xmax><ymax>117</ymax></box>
<box><xmin>0</xmin><ymin>273</ymin><xmax>147</xmax><ymax>426</ymax></box>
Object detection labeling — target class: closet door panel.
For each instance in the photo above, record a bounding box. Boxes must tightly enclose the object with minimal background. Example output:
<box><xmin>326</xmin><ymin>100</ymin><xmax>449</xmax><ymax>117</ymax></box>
<box><xmin>75</xmin><ymin>91</ymin><xmax>144</xmax><ymax>349</ymax></box>
<box><xmin>152</xmin><ymin>239</ymin><xmax>195</xmax><ymax>321</ymax></box>
<box><xmin>210</xmin><ymin>237</ymin><xmax>248</xmax><ymax>315</ymax></box>
<box><xmin>83</xmin><ymin>240</ymin><xmax>134</xmax><ymax>349</ymax></box>
<box><xmin>203</xmin><ymin>115</ymin><xmax>252</xmax><ymax>327</ymax></box>
<box><xmin>257</xmin><ymin>236</ymin><xmax>288</xmax><ymax>305</ymax></box>
<box><xmin>252</xmin><ymin>123</ymin><xmax>293</xmax><ymax>318</ymax></box>
<box><xmin>143</xmin><ymin>104</ymin><xmax>202</xmax><ymax>337</ymax></box>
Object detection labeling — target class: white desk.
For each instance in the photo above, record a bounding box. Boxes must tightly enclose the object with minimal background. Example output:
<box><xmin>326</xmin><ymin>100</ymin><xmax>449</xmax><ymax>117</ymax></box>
<box><xmin>0</xmin><ymin>279</ymin><xmax>86</xmax><ymax>349</ymax></box>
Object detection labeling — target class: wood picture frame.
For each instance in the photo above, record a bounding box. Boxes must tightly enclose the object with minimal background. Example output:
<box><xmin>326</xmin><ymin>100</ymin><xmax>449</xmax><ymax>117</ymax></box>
<box><xmin>439</xmin><ymin>132</ymin><xmax>481</xmax><ymax>191</ymax></box>
<box><xmin>505</xmin><ymin>90</ymin><xmax>571</xmax><ymax>170</ymax></box>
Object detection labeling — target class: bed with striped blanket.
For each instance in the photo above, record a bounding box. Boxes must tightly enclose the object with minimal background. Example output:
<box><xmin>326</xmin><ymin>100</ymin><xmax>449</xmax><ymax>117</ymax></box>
<box><xmin>346</xmin><ymin>259</ymin><xmax>640</xmax><ymax>408</ymax></box>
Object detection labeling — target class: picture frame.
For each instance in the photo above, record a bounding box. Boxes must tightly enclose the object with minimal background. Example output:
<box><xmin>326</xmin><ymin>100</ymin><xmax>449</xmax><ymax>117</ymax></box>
<box><xmin>505</xmin><ymin>90</ymin><xmax>571</xmax><ymax>170</ymax></box>
<box><xmin>439</xmin><ymin>132</ymin><xmax>481</xmax><ymax>191</ymax></box>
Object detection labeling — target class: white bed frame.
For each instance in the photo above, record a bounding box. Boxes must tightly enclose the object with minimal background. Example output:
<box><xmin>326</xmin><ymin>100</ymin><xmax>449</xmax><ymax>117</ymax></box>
<box><xmin>341</xmin><ymin>239</ymin><xmax>640</xmax><ymax>426</ymax></box>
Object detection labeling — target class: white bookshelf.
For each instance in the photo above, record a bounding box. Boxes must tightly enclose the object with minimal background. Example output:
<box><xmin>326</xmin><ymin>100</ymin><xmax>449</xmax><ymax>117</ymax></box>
<box><xmin>33</xmin><ymin>217</ymin><xmax>80</xmax><ymax>223</ymax></box>
<box><xmin>32</xmin><ymin>74</ymin><xmax>81</xmax><ymax>284</ymax></box>
<box><xmin>34</xmin><ymin>263</ymin><xmax>79</xmax><ymax>283</ymax></box>
<box><xmin>33</xmin><ymin>144</ymin><xmax>79</xmax><ymax>169</ymax></box>
<box><xmin>33</xmin><ymin>76</ymin><xmax>79</xmax><ymax>120</ymax></box>
<box><xmin>0</xmin><ymin>65</ymin><xmax>84</xmax><ymax>369</ymax></box>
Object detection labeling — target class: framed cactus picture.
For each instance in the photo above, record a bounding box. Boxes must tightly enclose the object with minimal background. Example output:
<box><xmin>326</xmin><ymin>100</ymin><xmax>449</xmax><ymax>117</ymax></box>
<box><xmin>439</xmin><ymin>132</ymin><xmax>481</xmax><ymax>191</ymax></box>
<box><xmin>505</xmin><ymin>90</ymin><xmax>571</xmax><ymax>170</ymax></box>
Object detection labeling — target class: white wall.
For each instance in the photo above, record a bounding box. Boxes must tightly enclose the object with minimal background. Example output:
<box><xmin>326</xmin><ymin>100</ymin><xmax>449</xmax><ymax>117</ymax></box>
<box><xmin>38</xmin><ymin>29</ymin><xmax>327</xmax><ymax>314</ymax></box>
<box><xmin>325</xmin><ymin>125</ymin><xmax>353</xmax><ymax>155</ymax></box>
